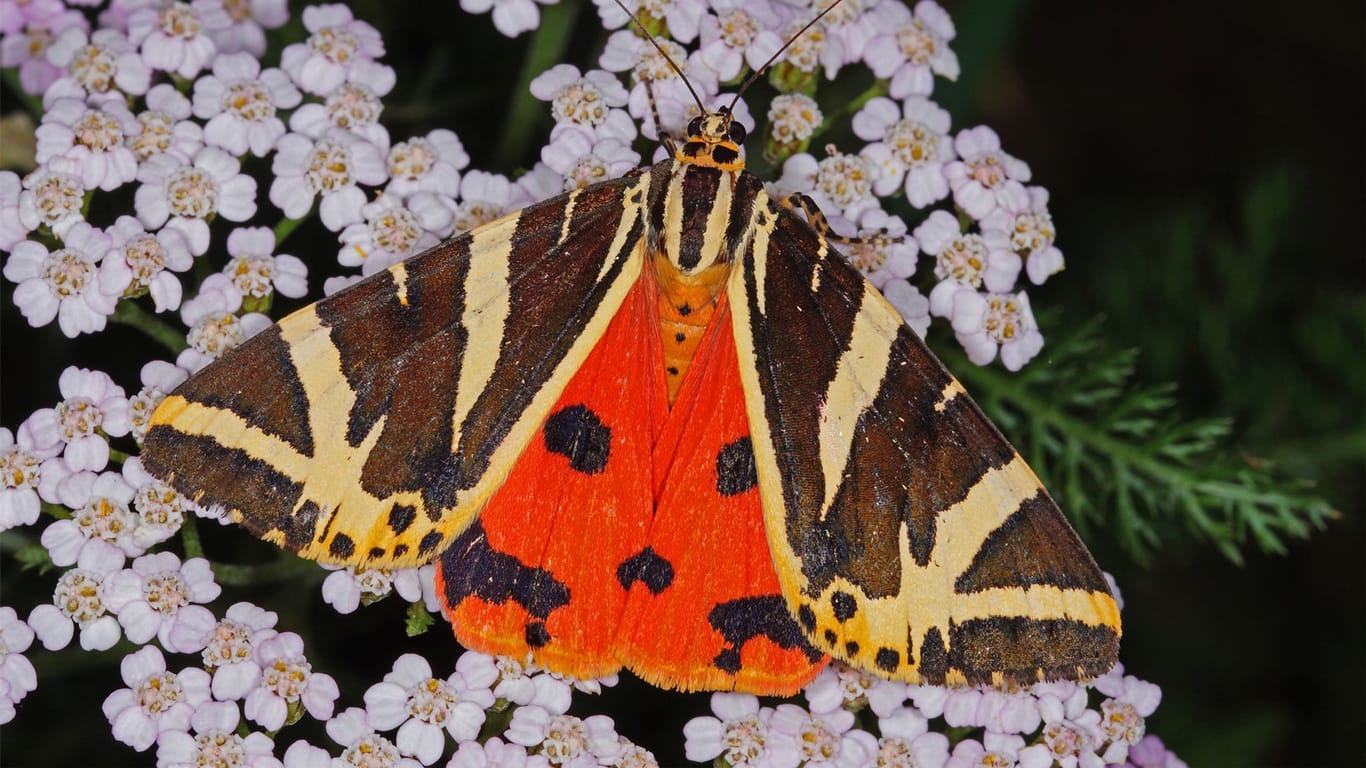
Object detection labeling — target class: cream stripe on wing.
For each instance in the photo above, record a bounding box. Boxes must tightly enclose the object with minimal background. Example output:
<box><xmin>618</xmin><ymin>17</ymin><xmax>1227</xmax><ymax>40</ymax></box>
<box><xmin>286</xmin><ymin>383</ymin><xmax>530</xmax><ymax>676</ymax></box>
<box><xmin>816</xmin><ymin>296</ymin><xmax>896</xmax><ymax>519</ymax></box>
<box><xmin>151</xmin><ymin>395</ymin><xmax>310</xmax><ymax>480</ymax></box>
<box><xmin>449</xmin><ymin>212</ymin><xmax>517</xmax><ymax>453</ymax></box>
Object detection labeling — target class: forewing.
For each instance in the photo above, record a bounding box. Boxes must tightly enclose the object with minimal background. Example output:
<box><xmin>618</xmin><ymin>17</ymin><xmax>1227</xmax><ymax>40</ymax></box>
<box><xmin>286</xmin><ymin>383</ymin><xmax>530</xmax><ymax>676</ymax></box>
<box><xmin>727</xmin><ymin>192</ymin><xmax>1121</xmax><ymax>686</ymax></box>
<box><xmin>143</xmin><ymin>171</ymin><xmax>654</xmax><ymax>569</ymax></box>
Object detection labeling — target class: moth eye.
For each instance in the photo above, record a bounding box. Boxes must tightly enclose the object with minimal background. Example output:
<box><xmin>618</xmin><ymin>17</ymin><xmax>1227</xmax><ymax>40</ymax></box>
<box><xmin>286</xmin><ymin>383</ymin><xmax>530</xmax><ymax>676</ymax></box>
<box><xmin>687</xmin><ymin>116</ymin><xmax>704</xmax><ymax>137</ymax></box>
<box><xmin>728</xmin><ymin>122</ymin><xmax>747</xmax><ymax>144</ymax></box>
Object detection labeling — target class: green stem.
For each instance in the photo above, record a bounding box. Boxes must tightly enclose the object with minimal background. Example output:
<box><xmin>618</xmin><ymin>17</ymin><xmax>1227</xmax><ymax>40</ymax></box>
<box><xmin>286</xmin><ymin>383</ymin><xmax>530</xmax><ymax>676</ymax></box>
<box><xmin>273</xmin><ymin>214</ymin><xmax>308</xmax><ymax>248</ymax></box>
<box><xmin>818</xmin><ymin>80</ymin><xmax>889</xmax><ymax>137</ymax></box>
<box><xmin>180</xmin><ymin>513</ymin><xmax>204</xmax><ymax>559</ymax></box>
<box><xmin>111</xmin><ymin>300</ymin><xmax>188</xmax><ymax>354</ymax></box>
<box><xmin>491</xmin><ymin>1</ymin><xmax>580</xmax><ymax>170</ymax></box>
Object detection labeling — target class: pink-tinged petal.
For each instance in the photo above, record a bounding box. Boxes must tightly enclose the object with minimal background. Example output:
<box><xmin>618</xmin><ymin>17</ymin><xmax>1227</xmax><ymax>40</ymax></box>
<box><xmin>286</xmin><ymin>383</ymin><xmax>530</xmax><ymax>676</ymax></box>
<box><xmin>165</xmin><ymin>605</ymin><xmax>216</xmax><ymax>653</ymax></box>
<box><xmin>0</xmin><ymin>488</ymin><xmax>41</xmax><ymax>529</ymax></box>
<box><xmin>283</xmin><ymin>740</ymin><xmax>332</xmax><ymax>768</ymax></box>
<box><xmin>387</xmin><ymin>653</ymin><xmax>433</xmax><ymax>687</ymax></box>
<box><xmin>318</xmin><ymin>186</ymin><xmax>366</xmax><ymax>231</ymax></box>
<box><xmin>397</xmin><ymin>718</ymin><xmax>445</xmax><ymax>765</ymax></box>
<box><xmin>11</xmin><ymin>280</ymin><xmax>59</xmax><ymax>327</ymax></box>
<box><xmin>166</xmin><ymin>217</ymin><xmax>211</xmax><ymax>256</ymax></box>
<box><xmin>39</xmin><ymin>520</ymin><xmax>85</xmax><ymax>566</ymax></box>
<box><xmin>301</xmin><ymin>672</ymin><xmax>339</xmax><ymax>720</ymax></box>
<box><xmin>103</xmin><ymin>687</ymin><xmax>137</xmax><ymax>721</ymax></box>
<box><xmin>117</xmin><ymin>601</ymin><xmax>161</xmax><ymax>644</ymax></box>
<box><xmin>211</xmin><ymin>660</ymin><xmax>261</xmax><ymax>701</ymax></box>
<box><xmin>444</xmin><ymin>700</ymin><xmax>486</xmax><ymax>742</ymax></box>
<box><xmin>215</xmin><ymin>175</ymin><xmax>258</xmax><ymax>221</ymax></box>
<box><xmin>326</xmin><ymin>706</ymin><xmax>372</xmax><ymax>745</ymax></box>
<box><xmin>203</xmin><ymin>113</ymin><xmax>250</xmax><ymax>155</ymax></box>
<box><xmin>80</xmin><ymin>616</ymin><xmax>122</xmax><ymax>651</ymax></box>
<box><xmin>113</xmin><ymin>706</ymin><xmax>160</xmax><ymax>750</ymax></box>
<box><xmin>363</xmin><ymin>681</ymin><xmax>409</xmax><ymax>729</ymax></box>
<box><xmin>244</xmin><ymin>688</ymin><xmax>286</xmax><ymax>731</ymax></box>
<box><xmin>270</xmin><ymin>176</ymin><xmax>315</xmax><ymax>219</ymax></box>
<box><xmin>27</xmin><ymin>605</ymin><xmax>74</xmax><ymax>651</ymax></box>
<box><xmin>321</xmin><ymin>570</ymin><xmax>360</xmax><ymax>614</ymax></box>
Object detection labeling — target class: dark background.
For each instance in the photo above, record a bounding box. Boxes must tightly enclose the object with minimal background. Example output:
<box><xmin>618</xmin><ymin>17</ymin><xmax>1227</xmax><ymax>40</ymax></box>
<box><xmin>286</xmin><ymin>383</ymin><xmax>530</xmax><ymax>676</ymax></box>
<box><xmin>2</xmin><ymin>1</ymin><xmax>1363</xmax><ymax>765</ymax></box>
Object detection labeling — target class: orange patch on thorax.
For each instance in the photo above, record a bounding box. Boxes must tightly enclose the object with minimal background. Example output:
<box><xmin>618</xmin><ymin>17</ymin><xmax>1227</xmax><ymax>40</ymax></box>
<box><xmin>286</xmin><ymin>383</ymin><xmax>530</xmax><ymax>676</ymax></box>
<box><xmin>652</xmin><ymin>251</ymin><xmax>732</xmax><ymax>404</ymax></box>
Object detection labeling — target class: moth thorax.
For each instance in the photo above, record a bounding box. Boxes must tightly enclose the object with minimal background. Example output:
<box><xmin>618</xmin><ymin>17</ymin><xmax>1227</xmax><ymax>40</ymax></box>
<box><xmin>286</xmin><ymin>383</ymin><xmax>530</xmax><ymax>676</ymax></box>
<box><xmin>676</xmin><ymin>111</ymin><xmax>747</xmax><ymax>172</ymax></box>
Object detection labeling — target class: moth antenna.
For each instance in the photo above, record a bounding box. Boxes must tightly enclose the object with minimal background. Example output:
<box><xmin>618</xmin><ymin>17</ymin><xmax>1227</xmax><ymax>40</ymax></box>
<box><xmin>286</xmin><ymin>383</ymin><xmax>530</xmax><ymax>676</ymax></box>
<box><xmin>610</xmin><ymin>0</ymin><xmax>707</xmax><ymax>116</ymax></box>
<box><xmin>728</xmin><ymin>0</ymin><xmax>845</xmax><ymax>114</ymax></box>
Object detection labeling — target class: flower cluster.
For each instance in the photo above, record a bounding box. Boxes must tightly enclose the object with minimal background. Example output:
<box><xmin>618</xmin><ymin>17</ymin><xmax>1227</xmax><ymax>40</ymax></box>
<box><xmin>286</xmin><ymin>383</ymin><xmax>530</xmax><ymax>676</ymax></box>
<box><xmin>685</xmin><ymin>662</ymin><xmax>1182</xmax><ymax>768</ymax></box>
<box><xmin>1</xmin><ymin>0</ymin><xmax>1181</xmax><ymax>765</ymax></box>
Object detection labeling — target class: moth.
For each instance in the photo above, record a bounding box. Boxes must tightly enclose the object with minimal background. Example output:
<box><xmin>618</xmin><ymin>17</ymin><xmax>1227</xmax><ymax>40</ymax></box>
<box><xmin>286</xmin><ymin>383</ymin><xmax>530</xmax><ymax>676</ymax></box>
<box><xmin>143</xmin><ymin>14</ymin><xmax>1120</xmax><ymax>696</ymax></box>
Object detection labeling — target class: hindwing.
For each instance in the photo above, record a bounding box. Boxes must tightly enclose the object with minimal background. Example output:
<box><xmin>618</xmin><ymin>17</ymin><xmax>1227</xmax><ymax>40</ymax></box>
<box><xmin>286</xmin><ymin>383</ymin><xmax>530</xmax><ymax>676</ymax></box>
<box><xmin>144</xmin><ymin>171</ymin><xmax>654</xmax><ymax>569</ymax></box>
<box><xmin>727</xmin><ymin>187</ymin><xmax>1122</xmax><ymax>686</ymax></box>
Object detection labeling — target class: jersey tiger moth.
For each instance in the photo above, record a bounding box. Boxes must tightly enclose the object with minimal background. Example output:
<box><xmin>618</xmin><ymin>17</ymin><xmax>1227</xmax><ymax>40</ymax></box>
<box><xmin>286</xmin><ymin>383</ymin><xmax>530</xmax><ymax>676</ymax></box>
<box><xmin>142</xmin><ymin>8</ymin><xmax>1121</xmax><ymax>696</ymax></box>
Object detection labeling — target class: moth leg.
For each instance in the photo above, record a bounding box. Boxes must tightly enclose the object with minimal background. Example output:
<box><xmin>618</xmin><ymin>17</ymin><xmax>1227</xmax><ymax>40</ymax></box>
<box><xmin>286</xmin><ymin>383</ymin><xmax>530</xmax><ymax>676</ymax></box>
<box><xmin>643</xmin><ymin>77</ymin><xmax>677</xmax><ymax>155</ymax></box>
<box><xmin>781</xmin><ymin>192</ymin><xmax>899</xmax><ymax>249</ymax></box>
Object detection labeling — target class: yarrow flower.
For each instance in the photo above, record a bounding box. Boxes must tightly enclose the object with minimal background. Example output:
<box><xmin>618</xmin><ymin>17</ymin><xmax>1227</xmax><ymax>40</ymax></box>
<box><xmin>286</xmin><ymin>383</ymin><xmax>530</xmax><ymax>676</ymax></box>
<box><xmin>244</xmin><ymin>632</ymin><xmax>339</xmax><ymax>731</ymax></box>
<box><xmin>0</xmin><ymin>608</ymin><xmax>37</xmax><ymax>725</ymax></box>
<box><xmin>101</xmin><ymin>645</ymin><xmax>211</xmax><ymax>752</ymax></box>
<box><xmin>4</xmin><ymin>222</ymin><xmax>125</xmax><ymax>338</ymax></box>
<box><xmin>363</xmin><ymin>653</ymin><xmax>497</xmax><ymax>765</ymax></box>
<box><xmin>135</xmin><ymin>147</ymin><xmax>258</xmax><ymax>256</ymax></box>
<box><xmin>221</xmin><ymin>226</ymin><xmax>309</xmax><ymax>299</ymax></box>
<box><xmin>35</xmin><ymin>97</ymin><xmax>141</xmax><ymax>191</ymax></box>
<box><xmin>200</xmin><ymin>602</ymin><xmax>279</xmax><ymax>701</ymax></box>
<box><xmin>104</xmin><ymin>551</ymin><xmax>222</xmax><ymax>653</ymax></box>
<box><xmin>155</xmin><ymin>699</ymin><xmax>280</xmax><ymax>768</ymax></box>
<box><xmin>17</xmin><ymin>166</ymin><xmax>86</xmax><ymax>236</ymax></box>
<box><xmin>865</xmin><ymin>0</ymin><xmax>960</xmax><ymax>98</ymax></box>
<box><xmin>0</xmin><ymin>425</ymin><xmax>59</xmax><ymax>531</ymax></box>
<box><xmin>270</xmin><ymin>129</ymin><xmax>388</xmax><ymax>231</ymax></box>
<box><xmin>684</xmin><ymin>692</ymin><xmax>795</xmax><ymax>767</ymax></box>
<box><xmin>327</xmin><ymin>707</ymin><xmax>422</xmax><ymax>768</ymax></box>
<box><xmin>280</xmin><ymin>3</ymin><xmax>385</xmax><ymax>96</ymax></box>
<box><xmin>192</xmin><ymin>51</ymin><xmax>302</xmax><ymax>156</ymax></box>
<box><xmin>27</xmin><ymin>539</ymin><xmax>127</xmax><ymax>652</ymax></box>
<box><xmin>177</xmin><ymin>273</ymin><xmax>272</xmax><ymax>372</ymax></box>
<box><xmin>23</xmin><ymin>365</ymin><xmax>131</xmax><ymax>473</ymax></box>
<box><xmin>127</xmin><ymin>0</ymin><xmax>230</xmax><ymax>79</ymax></box>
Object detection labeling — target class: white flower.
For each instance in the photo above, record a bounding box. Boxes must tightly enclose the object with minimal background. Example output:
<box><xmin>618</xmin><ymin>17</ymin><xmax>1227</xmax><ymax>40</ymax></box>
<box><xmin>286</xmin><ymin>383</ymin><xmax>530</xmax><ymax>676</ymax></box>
<box><xmin>943</xmin><ymin>125</ymin><xmax>1031</xmax><ymax>221</ymax></box>
<box><xmin>127</xmin><ymin>0</ymin><xmax>229</xmax><ymax>78</ymax></box>
<box><xmin>205</xmin><ymin>0</ymin><xmax>289</xmax><ymax>57</ymax></box>
<box><xmin>364</xmin><ymin>653</ymin><xmax>497</xmax><ymax>765</ymax></box>
<box><xmin>384</xmin><ymin>129</ymin><xmax>469</xmax><ymax>199</ymax></box>
<box><xmin>864</xmin><ymin>1</ymin><xmax>959</xmax><ymax>98</ymax></box>
<box><xmin>915</xmin><ymin>210</ymin><xmax>1020</xmax><ymax>315</ymax></box>
<box><xmin>751</xmin><ymin>17</ymin><xmax>843</xmax><ymax>79</ymax></box>
<box><xmin>530</xmin><ymin>64</ymin><xmax>631</xmax><ymax>133</ymax></box>
<box><xmin>337</xmin><ymin>193</ymin><xmax>446</xmax><ymax>276</ymax></box>
<box><xmin>0</xmin><ymin>5</ymin><xmax>87</xmax><ymax>96</ymax></box>
<box><xmin>101</xmin><ymin>214</ymin><xmax>194</xmax><ymax>314</ymax></box>
<box><xmin>320</xmin><ymin>565</ymin><xmax>390</xmax><ymax>614</ymax></box>
<box><xmin>541</xmin><ymin>126</ymin><xmax>640</xmax><ymax>192</ymax></box>
<box><xmin>280</xmin><ymin>3</ymin><xmax>385</xmax><ymax>95</ymax></box>
<box><xmin>200</xmin><ymin>602</ymin><xmax>279</xmax><ymax>701</ymax></box>
<box><xmin>767</xmin><ymin>703</ymin><xmax>878</xmax><ymax>768</ymax></box>
<box><xmin>768</xmin><ymin>93</ymin><xmax>823</xmax><ymax>150</ymax></box>
<box><xmin>950</xmin><ymin>289</ymin><xmax>1044</xmax><ymax>371</ymax></box>
<box><xmin>684</xmin><ymin>692</ymin><xmax>795</xmax><ymax>768</ymax></box>
<box><xmin>875</xmin><ymin>706</ymin><xmax>951</xmax><ymax>768</ymax></box>
<box><xmin>4</xmin><ymin>223</ymin><xmax>123</xmax><ymax>338</ymax></box>
<box><xmin>39</xmin><ymin>468</ymin><xmax>143</xmax><ymax>564</ymax></box>
<box><xmin>0</xmin><ymin>171</ymin><xmax>29</xmax><ymax>250</ymax></box>
<box><xmin>449</xmin><ymin>170</ymin><xmax>516</xmax><ymax>235</ymax></box>
<box><xmin>448</xmin><ymin>736</ymin><xmax>546</xmax><ymax>768</ymax></box>
<box><xmin>35</xmin><ymin>98</ymin><xmax>141</xmax><ymax>191</ymax></box>
<box><xmin>22</xmin><ymin>366</ymin><xmax>131</xmax><ymax>473</ymax></box>
<box><xmin>28</xmin><ymin>540</ymin><xmax>126</xmax><ymax>652</ymax></box>
<box><xmin>176</xmin><ymin>274</ymin><xmax>272</xmax><ymax>372</ymax></box>
<box><xmin>945</xmin><ymin>732</ymin><xmax>1051</xmax><ymax>768</ymax></box>
<box><xmin>0</xmin><ymin>608</ymin><xmax>37</xmax><ymax>724</ymax></box>
<box><xmin>775</xmin><ymin>150</ymin><xmax>880</xmax><ymax>221</ymax></box>
<box><xmin>136</xmin><ymin>147</ymin><xmax>257</xmax><ymax>255</ymax></box>
<box><xmin>852</xmin><ymin>96</ymin><xmax>954</xmax><ymax>208</ymax></box>
<box><xmin>462</xmin><ymin>0</ymin><xmax>557</xmax><ymax>38</ymax></box>
<box><xmin>1092</xmin><ymin>664</ymin><xmax>1162</xmax><ymax>763</ymax></box>
<box><xmin>270</xmin><ymin>129</ymin><xmax>388</xmax><ymax>231</ymax></box>
<box><xmin>245</xmin><ymin>632</ymin><xmax>339</xmax><ymax>730</ymax></box>
<box><xmin>128</xmin><ymin>359</ymin><xmax>190</xmax><ymax>443</ymax></box>
<box><xmin>0</xmin><ymin>425</ymin><xmax>59</xmax><ymax>531</ymax></box>
<box><xmin>506</xmin><ymin>708</ymin><xmax>622</xmax><ymax>765</ymax></box>
<box><xmin>122</xmin><ymin>457</ymin><xmax>188</xmax><ymax>548</ymax></box>
<box><xmin>696</xmin><ymin>0</ymin><xmax>786</xmax><ymax>82</ymax></box>
<box><xmin>834</xmin><ymin>208</ymin><xmax>918</xmax><ymax>290</ymax></box>
<box><xmin>222</xmin><ymin>226</ymin><xmax>309</xmax><ymax>299</ymax></box>
<box><xmin>193</xmin><ymin>51</ymin><xmax>302</xmax><ymax>156</ymax></box>
<box><xmin>155</xmin><ymin>699</ymin><xmax>280</xmax><ymax>768</ymax></box>
<box><xmin>17</xmin><ymin>167</ymin><xmax>86</xmax><ymax>237</ymax></box>
<box><xmin>102</xmin><ymin>646</ymin><xmax>211</xmax><ymax>752</ymax></box>
<box><xmin>288</xmin><ymin>58</ymin><xmax>394</xmax><ymax>148</ymax></box>
<box><xmin>981</xmin><ymin>184</ymin><xmax>1063</xmax><ymax>286</ymax></box>
<box><xmin>600</xmin><ymin>30</ymin><xmax>718</xmax><ymax>140</ymax></box>
<box><xmin>129</xmin><ymin>83</ymin><xmax>204</xmax><ymax>163</ymax></box>
<box><xmin>43</xmin><ymin>27</ymin><xmax>150</xmax><ymax>99</ymax></box>
<box><xmin>327</xmin><ymin>707</ymin><xmax>422</xmax><ymax>768</ymax></box>
<box><xmin>105</xmin><ymin>551</ymin><xmax>222</xmax><ymax>652</ymax></box>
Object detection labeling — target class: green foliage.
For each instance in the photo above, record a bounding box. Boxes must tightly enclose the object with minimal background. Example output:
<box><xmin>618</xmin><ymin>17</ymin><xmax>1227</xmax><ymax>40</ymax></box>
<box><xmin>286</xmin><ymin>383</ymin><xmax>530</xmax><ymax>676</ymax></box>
<box><xmin>947</xmin><ymin>319</ymin><xmax>1338</xmax><ymax>566</ymax></box>
<box><xmin>14</xmin><ymin>543</ymin><xmax>53</xmax><ymax>575</ymax></box>
<box><xmin>405</xmin><ymin>602</ymin><xmax>436</xmax><ymax>637</ymax></box>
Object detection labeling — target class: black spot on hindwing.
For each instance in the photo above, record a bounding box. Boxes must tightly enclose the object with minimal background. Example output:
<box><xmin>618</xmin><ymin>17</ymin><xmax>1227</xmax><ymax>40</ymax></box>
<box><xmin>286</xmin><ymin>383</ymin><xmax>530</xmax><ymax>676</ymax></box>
<box><xmin>830</xmin><ymin>591</ymin><xmax>858</xmax><ymax>622</ymax></box>
<box><xmin>387</xmin><ymin>503</ymin><xmax>416</xmax><ymax>534</ymax></box>
<box><xmin>543</xmin><ymin>404</ymin><xmax>612</xmax><ymax>474</ymax></box>
<box><xmin>715</xmin><ymin>437</ymin><xmax>758</xmax><ymax>496</ymax></box>
<box><xmin>616</xmin><ymin>548</ymin><xmax>675</xmax><ymax>594</ymax></box>
<box><xmin>440</xmin><ymin>522</ymin><xmax>571</xmax><ymax>621</ymax></box>
<box><xmin>329</xmin><ymin>533</ymin><xmax>355</xmax><ymax>559</ymax></box>
<box><xmin>708</xmin><ymin>596</ymin><xmax>823</xmax><ymax>674</ymax></box>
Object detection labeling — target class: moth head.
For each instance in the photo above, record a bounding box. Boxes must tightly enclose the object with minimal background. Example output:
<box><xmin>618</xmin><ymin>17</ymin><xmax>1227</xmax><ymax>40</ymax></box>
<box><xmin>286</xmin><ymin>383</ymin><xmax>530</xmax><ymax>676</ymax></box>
<box><xmin>677</xmin><ymin>107</ymin><xmax>746</xmax><ymax>172</ymax></box>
